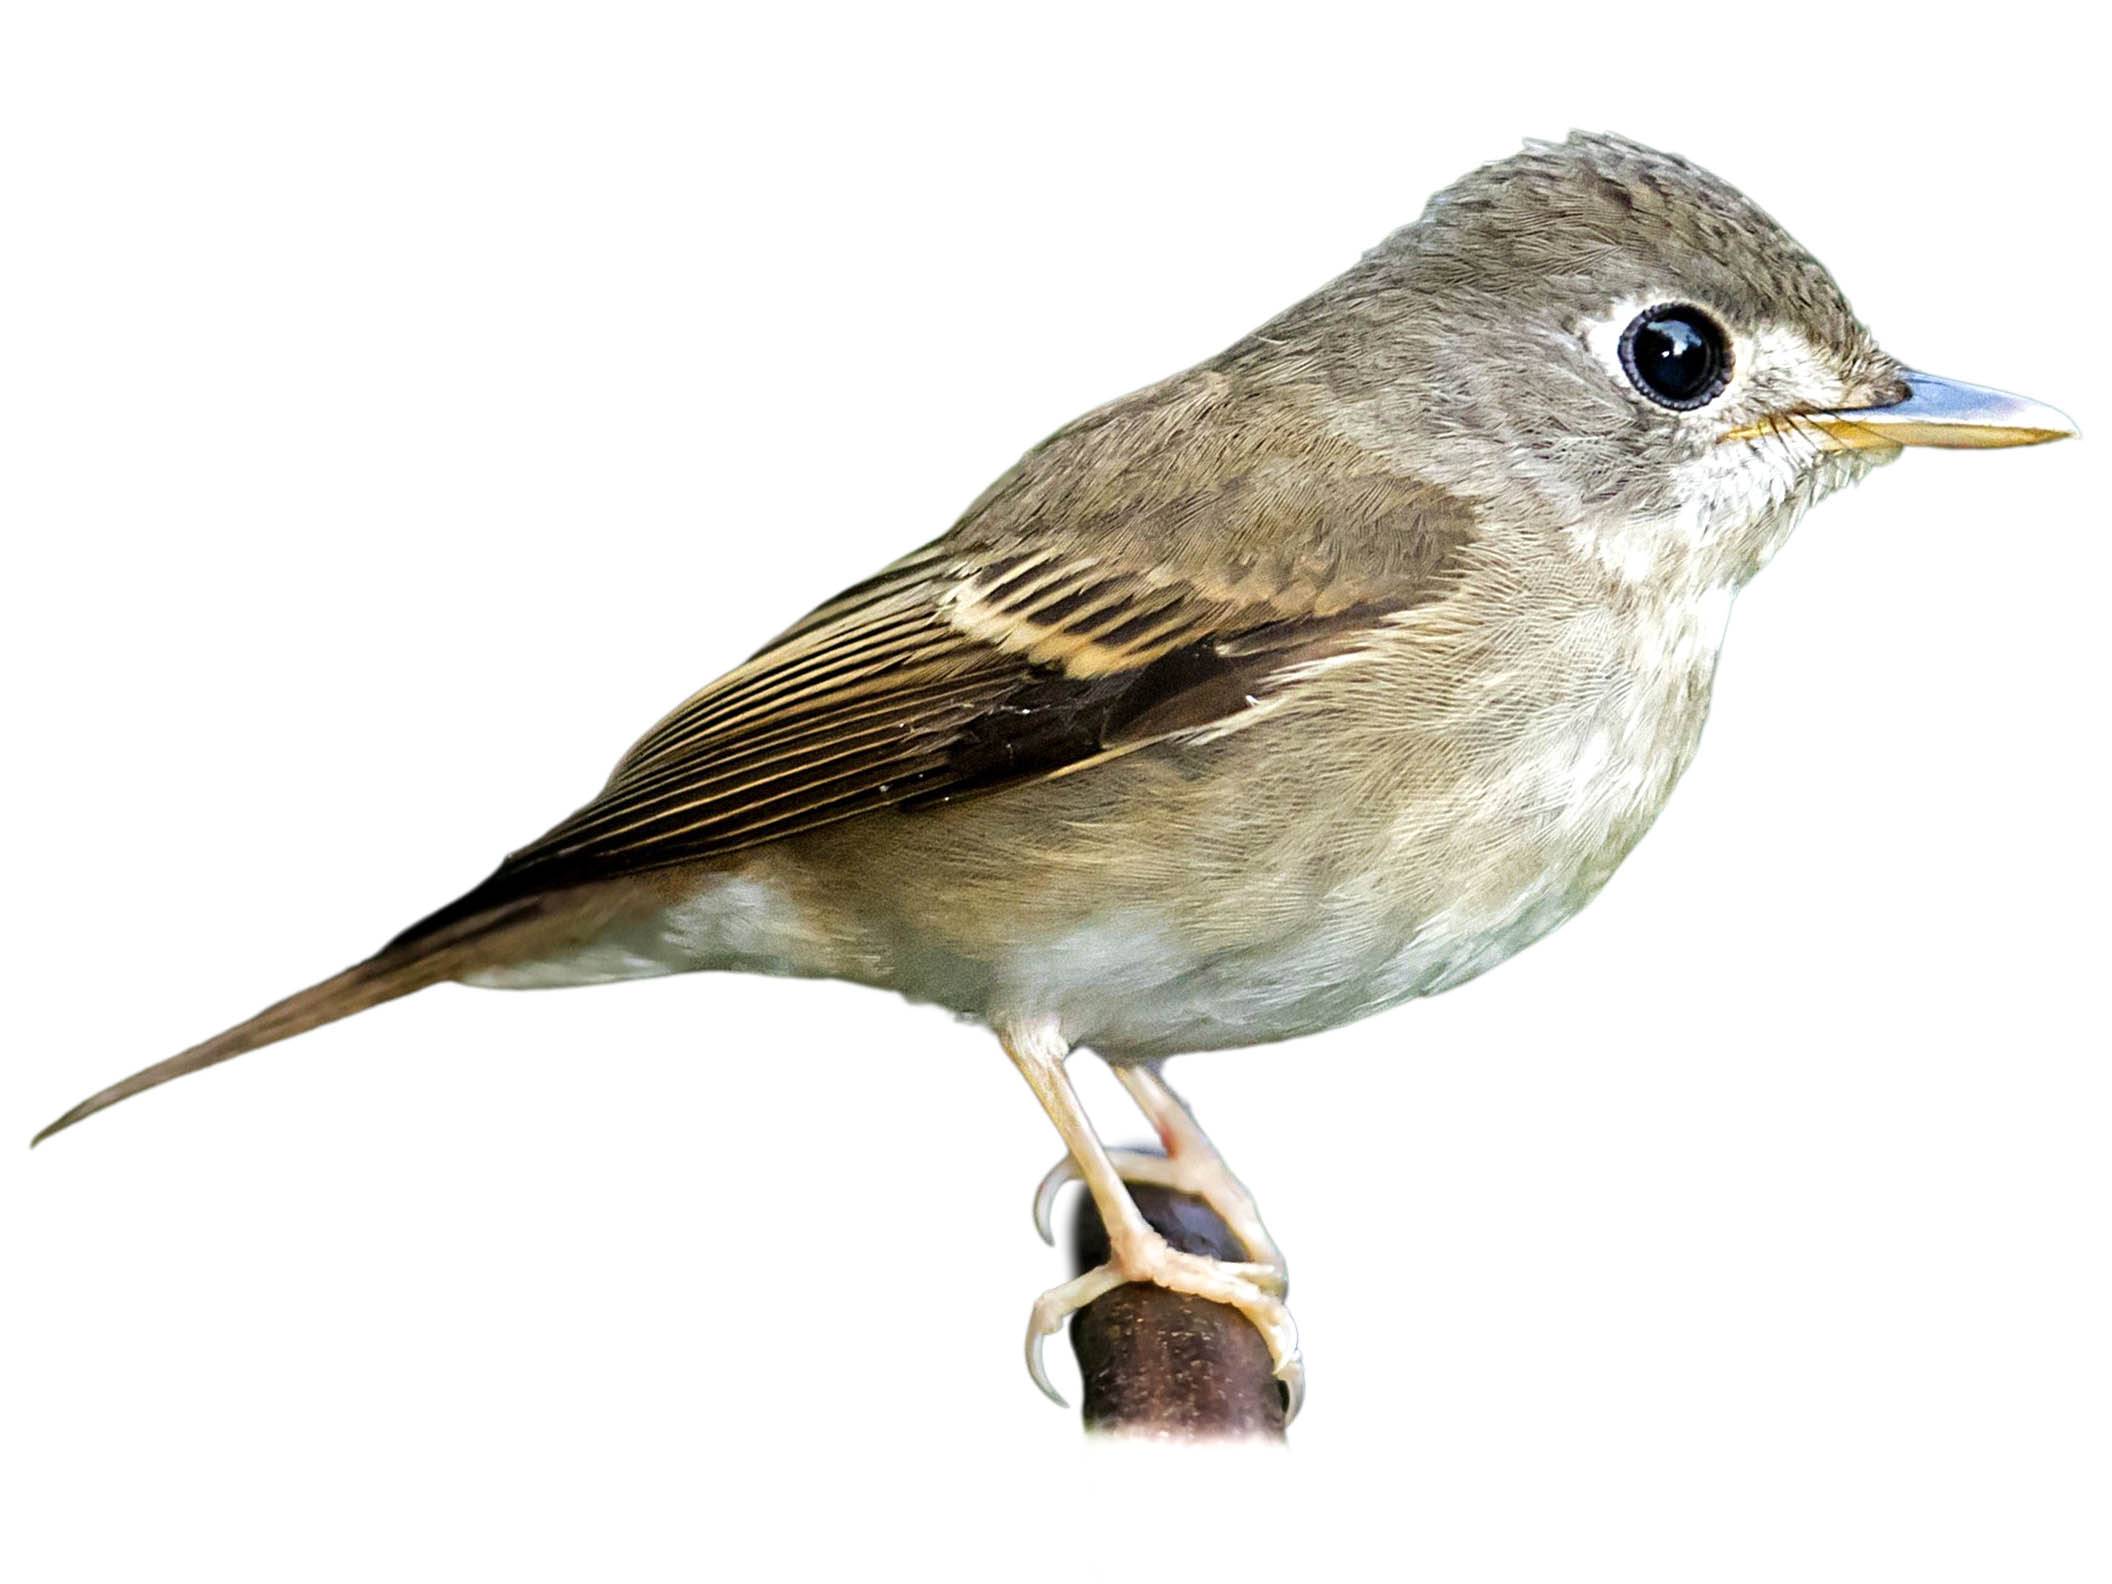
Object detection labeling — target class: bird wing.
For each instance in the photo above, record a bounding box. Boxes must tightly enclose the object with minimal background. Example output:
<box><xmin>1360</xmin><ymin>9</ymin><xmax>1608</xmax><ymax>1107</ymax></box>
<box><xmin>393</xmin><ymin>375</ymin><xmax>1477</xmax><ymax>944</ymax></box>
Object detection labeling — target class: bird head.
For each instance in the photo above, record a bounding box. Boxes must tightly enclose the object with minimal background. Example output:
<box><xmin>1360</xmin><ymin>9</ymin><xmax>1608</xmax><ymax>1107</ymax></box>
<box><xmin>1275</xmin><ymin>132</ymin><xmax>2075</xmax><ymax>591</ymax></box>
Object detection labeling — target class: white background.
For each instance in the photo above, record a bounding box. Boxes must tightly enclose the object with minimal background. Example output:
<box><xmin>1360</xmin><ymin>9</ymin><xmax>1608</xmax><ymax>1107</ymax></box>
<box><xmin>3</xmin><ymin>4</ymin><xmax>2104</xmax><ymax>1579</ymax></box>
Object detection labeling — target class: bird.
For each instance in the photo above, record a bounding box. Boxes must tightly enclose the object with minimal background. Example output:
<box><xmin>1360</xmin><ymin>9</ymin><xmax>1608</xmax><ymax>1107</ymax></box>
<box><xmin>35</xmin><ymin>133</ymin><xmax>2075</xmax><ymax>1418</ymax></box>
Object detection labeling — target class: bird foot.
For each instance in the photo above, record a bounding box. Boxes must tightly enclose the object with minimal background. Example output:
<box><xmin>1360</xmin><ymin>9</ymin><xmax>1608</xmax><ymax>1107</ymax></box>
<box><xmin>1024</xmin><ymin>1228</ymin><xmax>1305</xmax><ymax>1420</ymax></box>
<box><xmin>1034</xmin><ymin>1146</ymin><xmax>1288</xmax><ymax>1291</ymax></box>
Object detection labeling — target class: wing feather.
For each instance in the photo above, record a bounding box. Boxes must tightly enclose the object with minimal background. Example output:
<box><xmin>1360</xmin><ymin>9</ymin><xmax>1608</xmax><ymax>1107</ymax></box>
<box><xmin>388</xmin><ymin>370</ymin><xmax>1480</xmax><ymax>947</ymax></box>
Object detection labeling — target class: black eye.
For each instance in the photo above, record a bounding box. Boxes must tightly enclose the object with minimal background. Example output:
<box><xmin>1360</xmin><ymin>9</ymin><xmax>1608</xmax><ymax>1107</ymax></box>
<box><xmin>1619</xmin><ymin>304</ymin><xmax>1731</xmax><ymax>410</ymax></box>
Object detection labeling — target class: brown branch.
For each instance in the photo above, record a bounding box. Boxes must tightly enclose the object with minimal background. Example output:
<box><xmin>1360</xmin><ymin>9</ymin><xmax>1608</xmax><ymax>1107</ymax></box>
<box><xmin>1064</xmin><ymin>1175</ymin><xmax>1288</xmax><ymax>1441</ymax></box>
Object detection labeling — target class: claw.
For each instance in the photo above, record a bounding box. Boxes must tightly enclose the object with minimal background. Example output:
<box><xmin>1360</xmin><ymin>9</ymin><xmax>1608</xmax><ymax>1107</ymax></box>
<box><xmin>1277</xmin><ymin>1352</ymin><xmax>1307</xmax><ymax>1422</ymax></box>
<box><xmin>1025</xmin><ymin>1262</ymin><xmax>1127</xmax><ymax>1407</ymax></box>
<box><xmin>1026</xmin><ymin>1328</ymin><xmax>1065</xmax><ymax>1406</ymax></box>
<box><xmin>1032</xmin><ymin>1154</ymin><xmax>1077</xmax><ymax>1246</ymax></box>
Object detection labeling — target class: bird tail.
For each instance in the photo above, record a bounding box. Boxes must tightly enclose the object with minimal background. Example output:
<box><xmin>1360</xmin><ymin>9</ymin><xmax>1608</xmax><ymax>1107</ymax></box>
<box><xmin>30</xmin><ymin>896</ymin><xmax>559</xmax><ymax>1147</ymax></box>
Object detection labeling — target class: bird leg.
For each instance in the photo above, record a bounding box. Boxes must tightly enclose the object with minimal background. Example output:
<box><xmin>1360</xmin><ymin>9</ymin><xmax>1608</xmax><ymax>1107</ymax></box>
<box><xmin>1003</xmin><ymin>1024</ymin><xmax>1303</xmax><ymax>1418</ymax></box>
<box><xmin>1032</xmin><ymin>1062</ymin><xmax>1288</xmax><ymax>1289</ymax></box>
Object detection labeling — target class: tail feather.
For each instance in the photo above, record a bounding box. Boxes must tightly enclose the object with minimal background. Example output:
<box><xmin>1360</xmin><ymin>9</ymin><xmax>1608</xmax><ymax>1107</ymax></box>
<box><xmin>31</xmin><ymin>896</ymin><xmax>562</xmax><ymax>1147</ymax></box>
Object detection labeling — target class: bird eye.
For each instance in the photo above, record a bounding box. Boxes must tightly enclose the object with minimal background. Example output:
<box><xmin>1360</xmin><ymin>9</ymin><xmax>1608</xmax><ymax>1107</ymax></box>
<box><xmin>1619</xmin><ymin>304</ymin><xmax>1731</xmax><ymax>410</ymax></box>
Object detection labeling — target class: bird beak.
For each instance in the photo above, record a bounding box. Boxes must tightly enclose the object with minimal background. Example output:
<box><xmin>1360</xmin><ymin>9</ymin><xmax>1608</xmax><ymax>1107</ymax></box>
<box><xmin>1769</xmin><ymin>371</ymin><xmax>2078</xmax><ymax>450</ymax></box>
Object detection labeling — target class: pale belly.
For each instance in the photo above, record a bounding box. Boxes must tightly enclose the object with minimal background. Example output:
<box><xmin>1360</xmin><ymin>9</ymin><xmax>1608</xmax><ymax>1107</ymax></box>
<box><xmin>959</xmin><ymin>874</ymin><xmax>1597</xmax><ymax>1057</ymax></box>
<box><xmin>466</xmin><ymin>813</ymin><xmax>1620</xmax><ymax>1057</ymax></box>
<box><xmin>467</xmin><ymin>712</ymin><xmax>1701</xmax><ymax>1060</ymax></box>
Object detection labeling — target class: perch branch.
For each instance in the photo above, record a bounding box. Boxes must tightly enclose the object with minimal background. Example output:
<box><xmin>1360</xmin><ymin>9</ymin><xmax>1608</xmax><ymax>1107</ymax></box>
<box><xmin>1064</xmin><ymin>1174</ymin><xmax>1288</xmax><ymax>1441</ymax></box>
